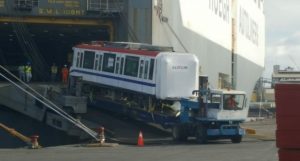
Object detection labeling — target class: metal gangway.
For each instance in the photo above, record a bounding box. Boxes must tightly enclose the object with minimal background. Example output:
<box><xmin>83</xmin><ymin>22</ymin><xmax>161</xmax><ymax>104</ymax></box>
<box><xmin>0</xmin><ymin>65</ymin><xmax>99</xmax><ymax>142</ymax></box>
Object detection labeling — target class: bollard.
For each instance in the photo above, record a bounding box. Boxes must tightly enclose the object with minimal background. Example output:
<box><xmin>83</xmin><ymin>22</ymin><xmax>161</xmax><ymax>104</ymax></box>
<box><xmin>30</xmin><ymin>135</ymin><xmax>40</xmax><ymax>149</ymax></box>
<box><xmin>98</xmin><ymin>127</ymin><xmax>105</xmax><ymax>144</ymax></box>
<box><xmin>84</xmin><ymin>126</ymin><xmax>119</xmax><ymax>147</ymax></box>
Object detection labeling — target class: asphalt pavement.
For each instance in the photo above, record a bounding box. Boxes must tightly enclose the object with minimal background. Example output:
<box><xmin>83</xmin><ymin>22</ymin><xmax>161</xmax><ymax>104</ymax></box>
<box><xmin>0</xmin><ymin>139</ymin><xmax>277</xmax><ymax>161</ymax></box>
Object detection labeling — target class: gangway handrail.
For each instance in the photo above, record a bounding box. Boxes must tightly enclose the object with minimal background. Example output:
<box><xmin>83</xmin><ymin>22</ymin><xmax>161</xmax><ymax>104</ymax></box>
<box><xmin>0</xmin><ymin>67</ymin><xmax>98</xmax><ymax>140</ymax></box>
<box><xmin>0</xmin><ymin>65</ymin><xmax>99</xmax><ymax>141</ymax></box>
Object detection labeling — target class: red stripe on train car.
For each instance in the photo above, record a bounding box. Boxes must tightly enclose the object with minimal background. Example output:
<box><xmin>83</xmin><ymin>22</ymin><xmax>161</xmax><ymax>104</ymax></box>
<box><xmin>75</xmin><ymin>44</ymin><xmax>160</xmax><ymax>57</ymax></box>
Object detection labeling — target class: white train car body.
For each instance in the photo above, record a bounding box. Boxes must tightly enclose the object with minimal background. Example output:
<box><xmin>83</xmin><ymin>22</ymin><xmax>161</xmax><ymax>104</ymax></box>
<box><xmin>70</xmin><ymin>42</ymin><xmax>198</xmax><ymax>100</ymax></box>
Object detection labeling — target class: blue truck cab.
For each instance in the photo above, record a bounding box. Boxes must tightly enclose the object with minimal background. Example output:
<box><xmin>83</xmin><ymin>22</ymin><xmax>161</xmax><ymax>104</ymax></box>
<box><xmin>172</xmin><ymin>89</ymin><xmax>247</xmax><ymax>143</ymax></box>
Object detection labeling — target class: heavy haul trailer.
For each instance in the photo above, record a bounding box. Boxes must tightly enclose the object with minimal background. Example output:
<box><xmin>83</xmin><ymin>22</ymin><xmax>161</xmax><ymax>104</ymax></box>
<box><xmin>75</xmin><ymin>76</ymin><xmax>246</xmax><ymax>143</ymax></box>
<box><xmin>69</xmin><ymin>41</ymin><xmax>247</xmax><ymax>143</ymax></box>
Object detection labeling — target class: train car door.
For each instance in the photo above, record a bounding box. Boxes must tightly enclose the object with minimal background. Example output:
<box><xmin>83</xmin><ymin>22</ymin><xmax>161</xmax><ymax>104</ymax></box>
<box><xmin>114</xmin><ymin>54</ymin><xmax>123</xmax><ymax>87</ymax></box>
<box><xmin>138</xmin><ymin>57</ymin><xmax>146</xmax><ymax>93</ymax></box>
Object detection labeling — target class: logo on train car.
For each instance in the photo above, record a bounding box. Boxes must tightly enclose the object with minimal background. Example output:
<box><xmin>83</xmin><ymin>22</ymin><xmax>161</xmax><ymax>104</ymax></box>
<box><xmin>172</xmin><ymin>65</ymin><xmax>188</xmax><ymax>70</ymax></box>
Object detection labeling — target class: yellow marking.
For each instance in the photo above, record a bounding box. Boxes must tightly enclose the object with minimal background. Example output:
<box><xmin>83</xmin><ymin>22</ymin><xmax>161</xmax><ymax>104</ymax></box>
<box><xmin>0</xmin><ymin>16</ymin><xmax>111</xmax><ymax>26</ymax></box>
<box><xmin>246</xmin><ymin>134</ymin><xmax>276</xmax><ymax>141</ymax></box>
<box><xmin>38</xmin><ymin>8</ymin><xmax>85</xmax><ymax>16</ymax></box>
<box><xmin>245</xmin><ymin>128</ymin><xmax>256</xmax><ymax>135</ymax></box>
<box><xmin>0</xmin><ymin>123</ymin><xmax>31</xmax><ymax>144</ymax></box>
<box><xmin>242</xmin><ymin>127</ymin><xmax>276</xmax><ymax>141</ymax></box>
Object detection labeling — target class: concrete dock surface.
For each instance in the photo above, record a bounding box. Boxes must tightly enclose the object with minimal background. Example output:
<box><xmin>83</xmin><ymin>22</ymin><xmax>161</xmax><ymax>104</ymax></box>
<box><xmin>0</xmin><ymin>118</ymin><xmax>278</xmax><ymax>161</ymax></box>
<box><xmin>0</xmin><ymin>140</ymin><xmax>277</xmax><ymax>161</ymax></box>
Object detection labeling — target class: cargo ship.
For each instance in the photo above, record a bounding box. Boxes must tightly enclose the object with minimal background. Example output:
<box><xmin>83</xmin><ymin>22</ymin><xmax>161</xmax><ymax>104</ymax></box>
<box><xmin>0</xmin><ymin>1</ymin><xmax>265</xmax><ymax>99</ymax></box>
<box><xmin>0</xmin><ymin>0</ymin><xmax>265</xmax><ymax>143</ymax></box>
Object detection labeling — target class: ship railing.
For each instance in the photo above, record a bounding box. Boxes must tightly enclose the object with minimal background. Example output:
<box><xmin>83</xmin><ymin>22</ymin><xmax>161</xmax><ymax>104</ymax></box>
<box><xmin>87</xmin><ymin>0</ymin><xmax>124</xmax><ymax>13</ymax></box>
<box><xmin>14</xmin><ymin>0</ymin><xmax>33</xmax><ymax>11</ymax></box>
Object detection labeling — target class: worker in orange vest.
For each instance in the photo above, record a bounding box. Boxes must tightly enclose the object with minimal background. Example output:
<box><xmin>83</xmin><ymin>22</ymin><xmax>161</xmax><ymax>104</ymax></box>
<box><xmin>61</xmin><ymin>64</ymin><xmax>69</xmax><ymax>84</ymax></box>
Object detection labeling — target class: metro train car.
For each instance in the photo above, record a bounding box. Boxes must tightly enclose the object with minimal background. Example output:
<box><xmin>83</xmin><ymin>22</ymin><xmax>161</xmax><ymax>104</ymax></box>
<box><xmin>69</xmin><ymin>41</ymin><xmax>198</xmax><ymax>116</ymax></box>
<box><xmin>69</xmin><ymin>42</ymin><xmax>247</xmax><ymax>143</ymax></box>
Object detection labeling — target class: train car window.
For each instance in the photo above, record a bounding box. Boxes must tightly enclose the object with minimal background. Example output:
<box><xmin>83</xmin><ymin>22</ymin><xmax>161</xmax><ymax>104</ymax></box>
<box><xmin>94</xmin><ymin>55</ymin><xmax>99</xmax><ymax>70</ymax></box>
<box><xmin>76</xmin><ymin>52</ymin><xmax>80</xmax><ymax>67</ymax></box>
<box><xmin>124</xmin><ymin>56</ymin><xmax>139</xmax><ymax>77</ymax></box>
<box><xmin>139</xmin><ymin>60</ymin><xmax>144</xmax><ymax>78</ymax></box>
<box><xmin>149</xmin><ymin>59</ymin><xmax>155</xmax><ymax>80</ymax></box>
<box><xmin>120</xmin><ymin>57</ymin><xmax>124</xmax><ymax>74</ymax></box>
<box><xmin>80</xmin><ymin>53</ymin><xmax>84</xmax><ymax>68</ymax></box>
<box><xmin>80</xmin><ymin>52</ymin><xmax>84</xmax><ymax>68</ymax></box>
<box><xmin>83</xmin><ymin>51</ymin><xmax>95</xmax><ymax>69</ymax></box>
<box><xmin>99</xmin><ymin>55</ymin><xmax>103</xmax><ymax>71</ymax></box>
<box><xmin>115</xmin><ymin>62</ymin><xmax>120</xmax><ymax>74</ymax></box>
<box><xmin>144</xmin><ymin>61</ymin><xmax>149</xmax><ymax>79</ymax></box>
<box><xmin>115</xmin><ymin>57</ymin><xmax>120</xmax><ymax>74</ymax></box>
<box><xmin>102</xmin><ymin>53</ymin><xmax>116</xmax><ymax>73</ymax></box>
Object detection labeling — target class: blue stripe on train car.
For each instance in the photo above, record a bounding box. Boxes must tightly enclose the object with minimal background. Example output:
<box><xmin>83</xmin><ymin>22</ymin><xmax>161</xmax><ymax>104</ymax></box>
<box><xmin>70</xmin><ymin>69</ymin><xmax>156</xmax><ymax>87</ymax></box>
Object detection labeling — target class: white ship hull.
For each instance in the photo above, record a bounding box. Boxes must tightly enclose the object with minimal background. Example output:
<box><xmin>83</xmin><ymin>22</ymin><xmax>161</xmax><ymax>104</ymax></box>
<box><xmin>151</xmin><ymin>0</ymin><xmax>265</xmax><ymax>104</ymax></box>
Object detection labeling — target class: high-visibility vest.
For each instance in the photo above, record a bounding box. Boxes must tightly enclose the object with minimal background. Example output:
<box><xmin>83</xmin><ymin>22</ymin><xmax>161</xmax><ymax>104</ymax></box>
<box><xmin>25</xmin><ymin>66</ymin><xmax>32</xmax><ymax>73</ymax></box>
<box><xmin>51</xmin><ymin>66</ymin><xmax>58</xmax><ymax>74</ymax></box>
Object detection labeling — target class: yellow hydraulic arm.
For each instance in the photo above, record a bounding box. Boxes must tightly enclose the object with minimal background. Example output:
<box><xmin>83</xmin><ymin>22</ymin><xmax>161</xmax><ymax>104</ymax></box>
<box><xmin>0</xmin><ymin>123</ymin><xmax>31</xmax><ymax>144</ymax></box>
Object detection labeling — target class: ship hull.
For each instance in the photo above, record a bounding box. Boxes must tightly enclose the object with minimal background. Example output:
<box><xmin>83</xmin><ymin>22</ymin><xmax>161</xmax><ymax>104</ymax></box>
<box><xmin>152</xmin><ymin>0</ymin><xmax>265</xmax><ymax>103</ymax></box>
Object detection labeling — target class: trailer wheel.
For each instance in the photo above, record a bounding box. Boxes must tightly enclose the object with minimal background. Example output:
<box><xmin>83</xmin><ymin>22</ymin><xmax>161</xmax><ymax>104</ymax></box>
<box><xmin>231</xmin><ymin>136</ymin><xmax>242</xmax><ymax>143</ymax></box>
<box><xmin>172</xmin><ymin>125</ymin><xmax>187</xmax><ymax>142</ymax></box>
<box><xmin>196</xmin><ymin>125</ymin><xmax>207</xmax><ymax>144</ymax></box>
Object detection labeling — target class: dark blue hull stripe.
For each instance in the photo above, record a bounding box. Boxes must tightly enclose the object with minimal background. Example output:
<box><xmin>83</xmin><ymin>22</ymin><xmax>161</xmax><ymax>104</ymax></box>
<box><xmin>70</xmin><ymin>69</ymin><xmax>156</xmax><ymax>87</ymax></box>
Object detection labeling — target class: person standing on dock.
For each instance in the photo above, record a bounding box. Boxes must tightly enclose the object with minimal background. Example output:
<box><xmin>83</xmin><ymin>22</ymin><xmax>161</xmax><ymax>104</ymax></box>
<box><xmin>25</xmin><ymin>62</ymin><xmax>32</xmax><ymax>83</ymax></box>
<box><xmin>51</xmin><ymin>63</ymin><xmax>58</xmax><ymax>82</ymax></box>
<box><xmin>18</xmin><ymin>64</ymin><xmax>25</xmax><ymax>82</ymax></box>
<box><xmin>61</xmin><ymin>64</ymin><xmax>69</xmax><ymax>84</ymax></box>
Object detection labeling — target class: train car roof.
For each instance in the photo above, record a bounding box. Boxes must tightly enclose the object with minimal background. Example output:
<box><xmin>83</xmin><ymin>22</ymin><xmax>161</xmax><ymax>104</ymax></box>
<box><xmin>74</xmin><ymin>41</ymin><xmax>174</xmax><ymax>57</ymax></box>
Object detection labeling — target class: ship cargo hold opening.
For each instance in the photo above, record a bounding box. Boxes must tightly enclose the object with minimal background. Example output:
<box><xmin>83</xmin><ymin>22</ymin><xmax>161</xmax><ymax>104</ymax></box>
<box><xmin>0</xmin><ymin>23</ymin><xmax>110</xmax><ymax>80</ymax></box>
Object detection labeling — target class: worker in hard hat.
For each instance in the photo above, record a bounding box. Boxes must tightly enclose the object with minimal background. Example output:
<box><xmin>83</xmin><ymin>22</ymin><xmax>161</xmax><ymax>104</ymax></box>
<box><xmin>18</xmin><ymin>64</ymin><xmax>25</xmax><ymax>82</ymax></box>
<box><xmin>61</xmin><ymin>64</ymin><xmax>69</xmax><ymax>84</ymax></box>
<box><xmin>25</xmin><ymin>62</ymin><xmax>32</xmax><ymax>83</ymax></box>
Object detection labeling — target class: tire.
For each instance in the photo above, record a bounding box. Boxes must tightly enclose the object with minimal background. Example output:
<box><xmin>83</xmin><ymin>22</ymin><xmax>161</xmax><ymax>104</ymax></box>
<box><xmin>231</xmin><ymin>136</ymin><xmax>242</xmax><ymax>143</ymax></box>
<box><xmin>196</xmin><ymin>124</ymin><xmax>207</xmax><ymax>144</ymax></box>
<box><xmin>172</xmin><ymin>124</ymin><xmax>187</xmax><ymax>142</ymax></box>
